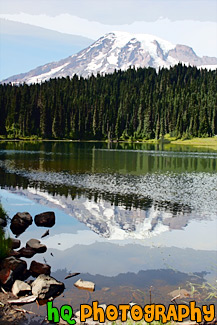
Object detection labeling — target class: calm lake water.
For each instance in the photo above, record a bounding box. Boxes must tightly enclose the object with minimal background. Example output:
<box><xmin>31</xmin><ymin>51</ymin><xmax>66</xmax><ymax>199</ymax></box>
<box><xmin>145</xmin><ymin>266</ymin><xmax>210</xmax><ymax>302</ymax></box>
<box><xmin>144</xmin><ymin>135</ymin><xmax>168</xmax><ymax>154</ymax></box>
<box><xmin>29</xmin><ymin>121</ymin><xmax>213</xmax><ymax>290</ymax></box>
<box><xmin>0</xmin><ymin>141</ymin><xmax>217</xmax><ymax>312</ymax></box>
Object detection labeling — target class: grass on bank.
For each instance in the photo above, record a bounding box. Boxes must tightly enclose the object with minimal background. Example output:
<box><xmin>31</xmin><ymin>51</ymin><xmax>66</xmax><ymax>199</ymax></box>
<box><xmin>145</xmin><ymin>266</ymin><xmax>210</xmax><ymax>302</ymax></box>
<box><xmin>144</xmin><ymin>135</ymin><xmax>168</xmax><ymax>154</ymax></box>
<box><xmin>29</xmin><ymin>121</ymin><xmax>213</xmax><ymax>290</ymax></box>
<box><xmin>0</xmin><ymin>134</ymin><xmax>217</xmax><ymax>150</ymax></box>
<box><xmin>163</xmin><ymin>135</ymin><xmax>217</xmax><ymax>150</ymax></box>
<box><xmin>130</xmin><ymin>134</ymin><xmax>217</xmax><ymax>150</ymax></box>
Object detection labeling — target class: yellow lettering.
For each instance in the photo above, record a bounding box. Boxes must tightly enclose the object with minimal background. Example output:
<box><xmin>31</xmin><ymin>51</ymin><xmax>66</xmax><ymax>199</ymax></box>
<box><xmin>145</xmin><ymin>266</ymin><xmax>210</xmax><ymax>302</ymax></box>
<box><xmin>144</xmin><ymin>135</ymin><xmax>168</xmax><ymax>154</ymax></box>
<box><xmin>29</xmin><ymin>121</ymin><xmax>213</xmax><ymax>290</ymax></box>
<box><xmin>130</xmin><ymin>305</ymin><xmax>143</xmax><ymax>321</ymax></box>
<box><xmin>144</xmin><ymin>304</ymin><xmax>155</xmax><ymax>322</ymax></box>
<box><xmin>203</xmin><ymin>305</ymin><xmax>215</xmax><ymax>322</ymax></box>
<box><xmin>166</xmin><ymin>305</ymin><xmax>178</xmax><ymax>322</ymax></box>
<box><xmin>189</xmin><ymin>301</ymin><xmax>202</xmax><ymax>323</ymax></box>
<box><xmin>106</xmin><ymin>305</ymin><xmax>118</xmax><ymax>321</ymax></box>
<box><xmin>177</xmin><ymin>304</ymin><xmax>190</xmax><ymax>322</ymax></box>
<box><xmin>80</xmin><ymin>304</ymin><xmax>92</xmax><ymax>322</ymax></box>
<box><xmin>119</xmin><ymin>304</ymin><xmax>130</xmax><ymax>322</ymax></box>
<box><xmin>155</xmin><ymin>304</ymin><xmax>167</xmax><ymax>323</ymax></box>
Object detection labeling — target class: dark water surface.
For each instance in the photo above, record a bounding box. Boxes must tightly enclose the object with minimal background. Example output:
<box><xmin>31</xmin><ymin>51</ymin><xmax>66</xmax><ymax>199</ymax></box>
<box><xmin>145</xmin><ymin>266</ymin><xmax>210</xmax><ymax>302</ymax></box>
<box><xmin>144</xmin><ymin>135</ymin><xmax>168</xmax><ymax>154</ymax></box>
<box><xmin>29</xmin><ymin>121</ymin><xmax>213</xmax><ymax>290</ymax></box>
<box><xmin>0</xmin><ymin>141</ymin><xmax>216</xmax><ymax>313</ymax></box>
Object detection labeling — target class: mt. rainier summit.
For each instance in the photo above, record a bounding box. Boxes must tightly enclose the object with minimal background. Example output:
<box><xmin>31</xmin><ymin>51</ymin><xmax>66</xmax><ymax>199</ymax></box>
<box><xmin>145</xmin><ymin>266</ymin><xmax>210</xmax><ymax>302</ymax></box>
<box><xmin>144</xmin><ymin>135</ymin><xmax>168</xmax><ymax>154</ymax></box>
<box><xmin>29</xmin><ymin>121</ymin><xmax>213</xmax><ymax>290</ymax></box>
<box><xmin>3</xmin><ymin>31</ymin><xmax>217</xmax><ymax>84</ymax></box>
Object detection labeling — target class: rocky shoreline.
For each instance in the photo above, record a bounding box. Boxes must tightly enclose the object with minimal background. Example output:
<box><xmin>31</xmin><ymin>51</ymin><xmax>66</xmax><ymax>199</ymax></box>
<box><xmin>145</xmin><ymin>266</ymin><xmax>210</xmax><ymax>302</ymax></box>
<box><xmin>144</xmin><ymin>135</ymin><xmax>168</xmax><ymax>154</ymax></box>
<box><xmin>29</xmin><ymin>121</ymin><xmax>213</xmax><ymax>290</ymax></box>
<box><xmin>0</xmin><ymin>210</ymin><xmax>94</xmax><ymax>324</ymax></box>
<box><xmin>0</xmin><ymin>210</ymin><xmax>216</xmax><ymax>325</ymax></box>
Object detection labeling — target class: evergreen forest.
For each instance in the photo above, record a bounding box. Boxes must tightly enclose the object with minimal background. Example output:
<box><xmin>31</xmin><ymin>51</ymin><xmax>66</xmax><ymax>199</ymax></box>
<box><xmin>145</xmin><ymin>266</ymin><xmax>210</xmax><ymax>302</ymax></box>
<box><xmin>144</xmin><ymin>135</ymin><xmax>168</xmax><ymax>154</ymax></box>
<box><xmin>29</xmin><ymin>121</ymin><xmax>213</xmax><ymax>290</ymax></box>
<box><xmin>0</xmin><ymin>64</ymin><xmax>216</xmax><ymax>140</ymax></box>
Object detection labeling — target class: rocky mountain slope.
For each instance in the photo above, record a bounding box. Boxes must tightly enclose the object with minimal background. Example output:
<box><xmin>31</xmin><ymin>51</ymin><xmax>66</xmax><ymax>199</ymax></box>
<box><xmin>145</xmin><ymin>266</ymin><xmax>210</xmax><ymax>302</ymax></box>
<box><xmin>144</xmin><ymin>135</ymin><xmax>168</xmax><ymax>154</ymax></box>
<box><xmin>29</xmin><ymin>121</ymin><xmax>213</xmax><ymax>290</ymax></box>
<box><xmin>2</xmin><ymin>31</ymin><xmax>217</xmax><ymax>84</ymax></box>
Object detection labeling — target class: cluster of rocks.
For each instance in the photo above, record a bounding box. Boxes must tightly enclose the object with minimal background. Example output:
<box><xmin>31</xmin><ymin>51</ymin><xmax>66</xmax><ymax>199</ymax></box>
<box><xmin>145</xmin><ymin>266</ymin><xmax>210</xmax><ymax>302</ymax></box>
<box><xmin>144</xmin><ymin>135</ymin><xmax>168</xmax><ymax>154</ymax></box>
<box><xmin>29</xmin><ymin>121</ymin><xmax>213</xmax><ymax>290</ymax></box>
<box><xmin>0</xmin><ymin>211</ymin><xmax>65</xmax><ymax>304</ymax></box>
<box><xmin>10</xmin><ymin>211</ymin><xmax>55</xmax><ymax>236</ymax></box>
<box><xmin>1</xmin><ymin>210</ymin><xmax>95</xmax><ymax>307</ymax></box>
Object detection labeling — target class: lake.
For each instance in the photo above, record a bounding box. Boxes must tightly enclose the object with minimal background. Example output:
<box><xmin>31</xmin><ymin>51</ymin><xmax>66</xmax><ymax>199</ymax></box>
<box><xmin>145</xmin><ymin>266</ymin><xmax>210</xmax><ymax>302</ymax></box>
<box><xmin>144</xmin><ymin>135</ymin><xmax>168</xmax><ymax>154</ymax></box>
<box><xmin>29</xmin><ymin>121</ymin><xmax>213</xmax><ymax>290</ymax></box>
<box><xmin>0</xmin><ymin>141</ymin><xmax>216</xmax><ymax>314</ymax></box>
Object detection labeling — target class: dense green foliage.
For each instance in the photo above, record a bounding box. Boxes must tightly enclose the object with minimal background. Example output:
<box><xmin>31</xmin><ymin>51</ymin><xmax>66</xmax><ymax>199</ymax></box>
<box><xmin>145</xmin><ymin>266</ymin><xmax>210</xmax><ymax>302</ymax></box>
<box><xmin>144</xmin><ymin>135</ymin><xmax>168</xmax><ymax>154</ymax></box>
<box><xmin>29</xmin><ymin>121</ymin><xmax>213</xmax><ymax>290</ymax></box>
<box><xmin>0</xmin><ymin>64</ymin><xmax>216</xmax><ymax>140</ymax></box>
<box><xmin>0</xmin><ymin>203</ymin><xmax>10</xmax><ymax>260</ymax></box>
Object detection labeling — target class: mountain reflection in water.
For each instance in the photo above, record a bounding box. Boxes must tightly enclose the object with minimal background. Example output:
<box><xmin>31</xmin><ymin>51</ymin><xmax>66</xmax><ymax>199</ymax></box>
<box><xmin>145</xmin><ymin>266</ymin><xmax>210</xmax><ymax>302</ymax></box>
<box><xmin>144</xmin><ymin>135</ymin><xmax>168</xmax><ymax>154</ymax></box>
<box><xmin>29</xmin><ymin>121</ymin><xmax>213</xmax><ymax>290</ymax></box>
<box><xmin>0</xmin><ymin>141</ymin><xmax>216</xmax><ymax>310</ymax></box>
<box><xmin>1</xmin><ymin>185</ymin><xmax>195</xmax><ymax>239</ymax></box>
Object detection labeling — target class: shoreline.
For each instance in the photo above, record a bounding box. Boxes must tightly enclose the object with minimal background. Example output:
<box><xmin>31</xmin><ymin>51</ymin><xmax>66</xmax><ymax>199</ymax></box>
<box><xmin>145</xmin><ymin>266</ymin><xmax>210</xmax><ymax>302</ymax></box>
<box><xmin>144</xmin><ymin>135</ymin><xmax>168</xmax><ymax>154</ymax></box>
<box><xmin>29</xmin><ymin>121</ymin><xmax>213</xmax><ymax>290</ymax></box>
<box><xmin>0</xmin><ymin>136</ymin><xmax>217</xmax><ymax>150</ymax></box>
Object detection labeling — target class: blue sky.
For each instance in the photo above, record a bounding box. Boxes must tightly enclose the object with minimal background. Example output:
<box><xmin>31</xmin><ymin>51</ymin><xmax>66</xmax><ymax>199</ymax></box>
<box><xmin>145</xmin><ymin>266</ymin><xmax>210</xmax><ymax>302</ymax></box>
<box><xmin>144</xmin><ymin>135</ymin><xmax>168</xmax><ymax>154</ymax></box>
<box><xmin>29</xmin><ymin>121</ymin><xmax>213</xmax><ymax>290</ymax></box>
<box><xmin>0</xmin><ymin>0</ymin><xmax>216</xmax><ymax>79</ymax></box>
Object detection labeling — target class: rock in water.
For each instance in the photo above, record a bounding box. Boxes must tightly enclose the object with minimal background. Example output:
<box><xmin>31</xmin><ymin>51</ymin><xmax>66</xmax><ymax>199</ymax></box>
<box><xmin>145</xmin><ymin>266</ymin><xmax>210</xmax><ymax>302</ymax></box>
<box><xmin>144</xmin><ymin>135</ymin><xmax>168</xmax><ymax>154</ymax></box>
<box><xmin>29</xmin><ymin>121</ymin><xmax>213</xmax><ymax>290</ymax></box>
<box><xmin>1</xmin><ymin>257</ymin><xmax>27</xmax><ymax>275</ymax></box>
<box><xmin>0</xmin><ymin>268</ymin><xmax>13</xmax><ymax>286</ymax></box>
<box><xmin>30</xmin><ymin>261</ymin><xmax>51</xmax><ymax>277</ymax></box>
<box><xmin>74</xmin><ymin>279</ymin><xmax>95</xmax><ymax>292</ymax></box>
<box><xmin>0</xmin><ymin>257</ymin><xmax>27</xmax><ymax>286</ymax></box>
<box><xmin>31</xmin><ymin>274</ymin><xmax>65</xmax><ymax>300</ymax></box>
<box><xmin>65</xmin><ymin>272</ymin><xmax>80</xmax><ymax>280</ymax></box>
<box><xmin>12</xmin><ymin>280</ymin><xmax>31</xmax><ymax>297</ymax></box>
<box><xmin>10</xmin><ymin>212</ymin><xmax>33</xmax><ymax>235</ymax></box>
<box><xmin>8</xmin><ymin>295</ymin><xmax>37</xmax><ymax>305</ymax></box>
<box><xmin>17</xmin><ymin>247</ymin><xmax>36</xmax><ymax>258</ymax></box>
<box><xmin>9</xmin><ymin>250</ymin><xmax>21</xmax><ymax>258</ymax></box>
<box><xmin>11</xmin><ymin>238</ymin><xmax>21</xmax><ymax>249</ymax></box>
<box><xmin>34</xmin><ymin>212</ymin><xmax>55</xmax><ymax>228</ymax></box>
<box><xmin>41</xmin><ymin>229</ymin><xmax>49</xmax><ymax>238</ymax></box>
<box><xmin>26</xmin><ymin>239</ymin><xmax>47</xmax><ymax>253</ymax></box>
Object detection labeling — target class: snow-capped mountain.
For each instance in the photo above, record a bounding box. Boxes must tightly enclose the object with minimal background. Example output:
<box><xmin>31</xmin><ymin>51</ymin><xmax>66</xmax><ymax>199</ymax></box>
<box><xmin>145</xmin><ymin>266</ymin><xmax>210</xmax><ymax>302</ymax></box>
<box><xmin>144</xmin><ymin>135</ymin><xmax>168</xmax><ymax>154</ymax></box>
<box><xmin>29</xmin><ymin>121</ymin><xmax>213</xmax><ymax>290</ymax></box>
<box><xmin>7</xmin><ymin>186</ymin><xmax>193</xmax><ymax>240</ymax></box>
<box><xmin>3</xmin><ymin>31</ymin><xmax>217</xmax><ymax>84</ymax></box>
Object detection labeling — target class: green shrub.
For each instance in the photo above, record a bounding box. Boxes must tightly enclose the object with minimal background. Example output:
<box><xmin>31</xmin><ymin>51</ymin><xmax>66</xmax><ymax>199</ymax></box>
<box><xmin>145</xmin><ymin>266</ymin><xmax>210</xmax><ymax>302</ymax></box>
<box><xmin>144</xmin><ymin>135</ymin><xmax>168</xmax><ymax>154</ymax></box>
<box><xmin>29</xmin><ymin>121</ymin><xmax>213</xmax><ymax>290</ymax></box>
<box><xmin>0</xmin><ymin>203</ymin><xmax>11</xmax><ymax>260</ymax></box>
<box><xmin>0</xmin><ymin>228</ymin><xmax>11</xmax><ymax>260</ymax></box>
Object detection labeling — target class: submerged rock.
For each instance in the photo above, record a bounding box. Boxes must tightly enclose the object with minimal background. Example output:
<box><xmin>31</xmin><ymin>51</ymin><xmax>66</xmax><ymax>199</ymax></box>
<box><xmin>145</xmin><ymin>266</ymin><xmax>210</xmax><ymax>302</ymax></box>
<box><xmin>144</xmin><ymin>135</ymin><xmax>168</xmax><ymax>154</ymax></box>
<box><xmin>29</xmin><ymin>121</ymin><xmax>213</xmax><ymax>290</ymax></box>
<box><xmin>26</xmin><ymin>239</ymin><xmax>47</xmax><ymax>253</ymax></box>
<box><xmin>30</xmin><ymin>261</ymin><xmax>51</xmax><ymax>277</ymax></box>
<box><xmin>31</xmin><ymin>274</ymin><xmax>65</xmax><ymax>300</ymax></box>
<box><xmin>169</xmin><ymin>288</ymin><xmax>192</xmax><ymax>299</ymax></box>
<box><xmin>10</xmin><ymin>212</ymin><xmax>32</xmax><ymax>236</ymax></box>
<box><xmin>34</xmin><ymin>212</ymin><xmax>55</xmax><ymax>228</ymax></box>
<box><xmin>12</xmin><ymin>280</ymin><xmax>31</xmax><ymax>297</ymax></box>
<box><xmin>74</xmin><ymin>279</ymin><xmax>95</xmax><ymax>292</ymax></box>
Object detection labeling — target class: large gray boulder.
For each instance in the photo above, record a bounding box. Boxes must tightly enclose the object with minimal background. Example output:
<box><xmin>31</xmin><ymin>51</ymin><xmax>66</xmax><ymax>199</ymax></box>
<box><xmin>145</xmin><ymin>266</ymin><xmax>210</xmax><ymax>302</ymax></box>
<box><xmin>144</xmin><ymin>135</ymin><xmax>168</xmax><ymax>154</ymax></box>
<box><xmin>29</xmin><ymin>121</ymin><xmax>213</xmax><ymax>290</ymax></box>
<box><xmin>31</xmin><ymin>274</ymin><xmax>65</xmax><ymax>300</ymax></box>
<box><xmin>12</xmin><ymin>280</ymin><xmax>31</xmax><ymax>297</ymax></box>
<box><xmin>10</xmin><ymin>212</ymin><xmax>33</xmax><ymax>235</ymax></box>
<box><xmin>34</xmin><ymin>212</ymin><xmax>55</xmax><ymax>228</ymax></box>
<box><xmin>26</xmin><ymin>239</ymin><xmax>47</xmax><ymax>253</ymax></box>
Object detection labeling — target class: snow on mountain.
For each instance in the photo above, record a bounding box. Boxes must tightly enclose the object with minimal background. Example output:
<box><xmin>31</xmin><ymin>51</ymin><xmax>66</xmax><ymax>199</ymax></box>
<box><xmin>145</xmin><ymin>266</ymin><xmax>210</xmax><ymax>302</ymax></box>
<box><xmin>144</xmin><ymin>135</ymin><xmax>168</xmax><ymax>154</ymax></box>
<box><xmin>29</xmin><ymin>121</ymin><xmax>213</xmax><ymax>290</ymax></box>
<box><xmin>8</xmin><ymin>186</ymin><xmax>192</xmax><ymax>240</ymax></box>
<box><xmin>2</xmin><ymin>31</ymin><xmax>217</xmax><ymax>84</ymax></box>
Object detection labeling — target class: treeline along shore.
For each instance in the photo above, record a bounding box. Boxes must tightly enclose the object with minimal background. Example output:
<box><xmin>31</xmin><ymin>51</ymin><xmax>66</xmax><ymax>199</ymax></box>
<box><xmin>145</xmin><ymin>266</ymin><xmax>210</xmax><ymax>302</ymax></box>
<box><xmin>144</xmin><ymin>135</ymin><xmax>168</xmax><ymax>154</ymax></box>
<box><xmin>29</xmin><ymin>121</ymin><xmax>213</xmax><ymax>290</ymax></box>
<box><xmin>0</xmin><ymin>64</ymin><xmax>216</xmax><ymax>140</ymax></box>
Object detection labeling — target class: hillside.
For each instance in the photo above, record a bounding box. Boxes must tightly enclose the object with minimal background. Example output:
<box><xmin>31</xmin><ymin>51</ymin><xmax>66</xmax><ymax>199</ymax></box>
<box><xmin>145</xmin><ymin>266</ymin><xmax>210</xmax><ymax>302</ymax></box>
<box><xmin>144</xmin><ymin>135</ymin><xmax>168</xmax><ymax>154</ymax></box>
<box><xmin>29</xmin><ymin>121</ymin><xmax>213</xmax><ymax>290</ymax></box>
<box><xmin>0</xmin><ymin>64</ymin><xmax>216</xmax><ymax>141</ymax></box>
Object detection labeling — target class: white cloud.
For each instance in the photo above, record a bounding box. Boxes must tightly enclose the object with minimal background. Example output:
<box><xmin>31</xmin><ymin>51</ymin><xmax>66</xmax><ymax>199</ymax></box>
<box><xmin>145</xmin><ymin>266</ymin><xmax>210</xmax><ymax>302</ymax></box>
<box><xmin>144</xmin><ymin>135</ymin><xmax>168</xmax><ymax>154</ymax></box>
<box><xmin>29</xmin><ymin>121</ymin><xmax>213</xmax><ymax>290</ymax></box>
<box><xmin>0</xmin><ymin>13</ymin><xmax>217</xmax><ymax>57</ymax></box>
<box><xmin>42</xmin><ymin>230</ymin><xmax>105</xmax><ymax>250</ymax></box>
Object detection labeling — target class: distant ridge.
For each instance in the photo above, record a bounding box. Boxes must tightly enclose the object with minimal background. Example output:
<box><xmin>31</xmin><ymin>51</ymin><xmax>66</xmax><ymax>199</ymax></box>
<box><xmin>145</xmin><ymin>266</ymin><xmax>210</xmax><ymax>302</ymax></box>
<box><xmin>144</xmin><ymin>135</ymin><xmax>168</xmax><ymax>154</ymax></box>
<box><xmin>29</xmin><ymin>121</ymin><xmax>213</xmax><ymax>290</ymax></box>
<box><xmin>0</xmin><ymin>18</ymin><xmax>94</xmax><ymax>80</ymax></box>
